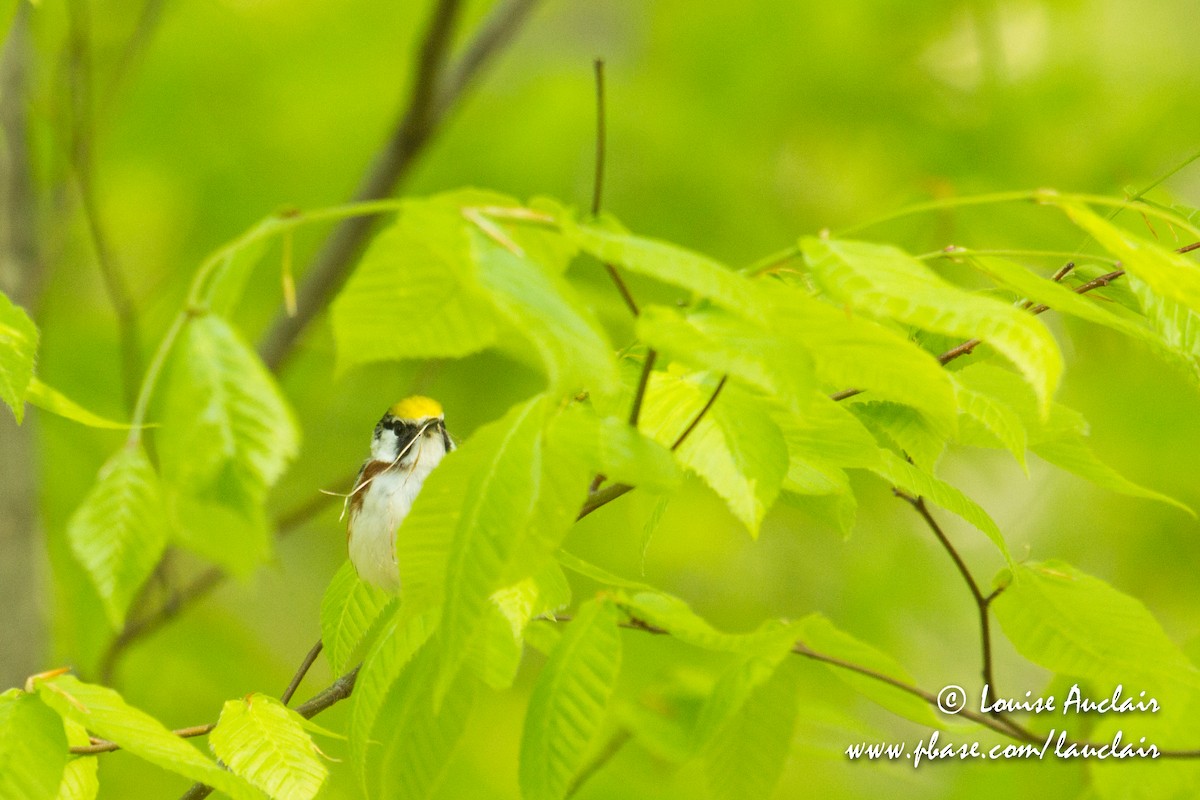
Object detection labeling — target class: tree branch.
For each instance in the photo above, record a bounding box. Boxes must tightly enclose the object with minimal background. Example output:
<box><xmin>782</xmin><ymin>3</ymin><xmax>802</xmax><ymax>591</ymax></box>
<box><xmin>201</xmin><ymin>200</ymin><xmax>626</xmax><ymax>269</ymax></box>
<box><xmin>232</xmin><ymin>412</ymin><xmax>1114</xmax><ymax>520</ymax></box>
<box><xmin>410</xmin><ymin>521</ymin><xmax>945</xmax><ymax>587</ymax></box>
<box><xmin>258</xmin><ymin>0</ymin><xmax>542</xmax><ymax>372</ymax></box>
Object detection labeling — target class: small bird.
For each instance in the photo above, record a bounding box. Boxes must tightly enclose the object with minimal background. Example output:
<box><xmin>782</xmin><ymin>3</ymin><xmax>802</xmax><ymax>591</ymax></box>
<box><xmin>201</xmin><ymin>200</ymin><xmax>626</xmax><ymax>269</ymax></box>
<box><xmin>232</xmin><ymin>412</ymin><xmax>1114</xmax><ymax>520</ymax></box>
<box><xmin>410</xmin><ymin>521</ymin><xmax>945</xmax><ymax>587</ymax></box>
<box><xmin>345</xmin><ymin>396</ymin><xmax>454</xmax><ymax>592</ymax></box>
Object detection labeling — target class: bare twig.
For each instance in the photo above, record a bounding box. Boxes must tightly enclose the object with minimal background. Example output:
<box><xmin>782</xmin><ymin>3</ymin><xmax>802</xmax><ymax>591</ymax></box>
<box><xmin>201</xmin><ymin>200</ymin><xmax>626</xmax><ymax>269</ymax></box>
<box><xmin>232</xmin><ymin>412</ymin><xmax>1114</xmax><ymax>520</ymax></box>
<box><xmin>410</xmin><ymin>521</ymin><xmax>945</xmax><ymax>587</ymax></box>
<box><xmin>281</xmin><ymin>639</ymin><xmax>324</xmax><ymax>706</ymax></box>
<box><xmin>671</xmin><ymin>375</ymin><xmax>726</xmax><ymax>451</ymax></box>
<box><xmin>628</xmin><ymin>348</ymin><xmax>657</xmax><ymax>428</ymax></box>
<box><xmin>258</xmin><ymin>0</ymin><xmax>542</xmax><ymax>372</ymax></box>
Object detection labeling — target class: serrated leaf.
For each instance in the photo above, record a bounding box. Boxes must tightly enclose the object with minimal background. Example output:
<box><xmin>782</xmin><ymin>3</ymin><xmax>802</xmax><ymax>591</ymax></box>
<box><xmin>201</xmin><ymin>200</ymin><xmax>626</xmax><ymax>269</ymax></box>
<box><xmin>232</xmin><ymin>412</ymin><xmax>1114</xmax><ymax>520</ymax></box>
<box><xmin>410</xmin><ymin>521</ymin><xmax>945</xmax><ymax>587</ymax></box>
<box><xmin>0</xmin><ymin>290</ymin><xmax>38</xmax><ymax>423</ymax></box>
<box><xmin>472</xmin><ymin>232</ymin><xmax>618</xmax><ymax>399</ymax></box>
<box><xmin>795</xmin><ymin>614</ymin><xmax>942</xmax><ymax>727</ymax></box>
<box><xmin>25</xmin><ymin>378</ymin><xmax>133</xmax><ymax>429</ymax></box>
<box><xmin>760</xmin><ymin>282</ymin><xmax>958</xmax><ymax>426</ymax></box>
<box><xmin>1127</xmin><ymin>272</ymin><xmax>1200</xmax><ymax>382</ymax></box>
<box><xmin>352</xmin><ymin>632</ymin><xmax>475</xmax><ymax>800</ymax></box>
<box><xmin>567</xmin><ymin>223</ymin><xmax>762</xmax><ymax>317</ymax></box>
<box><xmin>1032</xmin><ymin>437</ymin><xmax>1192</xmax><ymax>515</ymax></box>
<box><xmin>435</xmin><ymin>396</ymin><xmax>592</xmax><ymax>703</ymax></box>
<box><xmin>159</xmin><ymin>314</ymin><xmax>299</xmax><ymax>493</ymax></box>
<box><xmin>331</xmin><ymin>198</ymin><xmax>497</xmax><ymax>371</ymax></box>
<box><xmin>803</xmin><ymin>237</ymin><xmax>1062</xmax><ymax>412</ymax></box>
<box><xmin>691</xmin><ymin>628</ymin><xmax>799</xmax><ymax>752</ymax></box>
<box><xmin>640</xmin><ymin>369</ymin><xmax>787</xmax><ymax>536</ymax></box>
<box><xmin>67</xmin><ymin>446</ymin><xmax>169</xmax><ymax>628</ymax></box>
<box><xmin>868</xmin><ymin>448</ymin><xmax>1010</xmax><ymax>561</ymax></box>
<box><xmin>636</xmin><ymin>304</ymin><xmax>814</xmax><ymax>412</ymax></box>
<box><xmin>519</xmin><ymin>598</ymin><xmax>623</xmax><ymax>800</ymax></box>
<box><xmin>618</xmin><ymin>592</ymin><xmax>796</xmax><ymax>655</ymax></box>
<box><xmin>0</xmin><ymin>690</ymin><xmax>67</xmax><ymax>800</ymax></box>
<box><xmin>555</xmin><ymin>550</ymin><xmax>657</xmax><ymax>592</ymax></box>
<box><xmin>348</xmin><ymin>607</ymin><xmax>439</xmax><ymax>790</ymax></box>
<box><xmin>34</xmin><ymin>675</ymin><xmax>264</xmax><ymax>800</ymax></box>
<box><xmin>1060</xmin><ymin>202</ymin><xmax>1200</xmax><ymax>313</ymax></box>
<box><xmin>951</xmin><ymin>376</ymin><xmax>1028</xmax><ymax>469</ymax></box>
<box><xmin>210</xmin><ymin>693</ymin><xmax>326</xmax><ymax>800</ymax></box>
<box><xmin>320</xmin><ymin>561</ymin><xmax>395</xmax><ymax>674</ymax></box>
<box><xmin>158</xmin><ymin>314</ymin><xmax>299</xmax><ymax>573</ymax></box>
<box><xmin>56</xmin><ymin>718</ymin><xmax>99</xmax><ymax>800</ymax></box>
<box><xmin>702</xmin><ymin>660</ymin><xmax>800</xmax><ymax>800</ymax></box>
<box><xmin>547</xmin><ymin>403</ymin><xmax>680</xmax><ymax>493</ymax></box>
<box><xmin>851</xmin><ymin>401</ymin><xmax>947</xmax><ymax>471</ymax></box>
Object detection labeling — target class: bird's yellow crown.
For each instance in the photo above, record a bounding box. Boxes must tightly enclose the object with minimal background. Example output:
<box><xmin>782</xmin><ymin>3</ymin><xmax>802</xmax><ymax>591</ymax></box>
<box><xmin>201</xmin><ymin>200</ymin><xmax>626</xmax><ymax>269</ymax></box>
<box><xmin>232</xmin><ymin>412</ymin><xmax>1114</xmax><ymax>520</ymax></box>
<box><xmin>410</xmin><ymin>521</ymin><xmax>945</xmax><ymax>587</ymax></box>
<box><xmin>389</xmin><ymin>395</ymin><xmax>444</xmax><ymax>420</ymax></box>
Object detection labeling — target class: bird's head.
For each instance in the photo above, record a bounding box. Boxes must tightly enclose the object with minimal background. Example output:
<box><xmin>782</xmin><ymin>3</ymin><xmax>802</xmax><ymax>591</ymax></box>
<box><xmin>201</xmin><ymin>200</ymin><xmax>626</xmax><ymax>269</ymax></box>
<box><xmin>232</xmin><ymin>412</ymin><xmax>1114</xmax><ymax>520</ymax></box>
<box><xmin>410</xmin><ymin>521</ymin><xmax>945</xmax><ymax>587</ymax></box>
<box><xmin>370</xmin><ymin>395</ymin><xmax>451</xmax><ymax>464</ymax></box>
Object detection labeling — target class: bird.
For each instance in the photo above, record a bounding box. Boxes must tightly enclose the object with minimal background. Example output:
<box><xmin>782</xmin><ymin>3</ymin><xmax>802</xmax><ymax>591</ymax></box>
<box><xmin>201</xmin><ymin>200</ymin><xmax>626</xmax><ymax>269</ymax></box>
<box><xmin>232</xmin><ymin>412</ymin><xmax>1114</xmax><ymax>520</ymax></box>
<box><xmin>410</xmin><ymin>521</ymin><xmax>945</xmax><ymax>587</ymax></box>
<box><xmin>345</xmin><ymin>396</ymin><xmax>454</xmax><ymax>592</ymax></box>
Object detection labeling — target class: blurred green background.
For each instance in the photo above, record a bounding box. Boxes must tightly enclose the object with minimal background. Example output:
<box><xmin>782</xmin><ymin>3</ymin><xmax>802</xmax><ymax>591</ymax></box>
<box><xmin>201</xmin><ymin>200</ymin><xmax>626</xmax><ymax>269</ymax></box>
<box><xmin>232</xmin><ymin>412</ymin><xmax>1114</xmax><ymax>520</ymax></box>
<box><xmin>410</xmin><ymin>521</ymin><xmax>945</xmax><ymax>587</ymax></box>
<box><xmin>4</xmin><ymin>0</ymin><xmax>1200</xmax><ymax>797</ymax></box>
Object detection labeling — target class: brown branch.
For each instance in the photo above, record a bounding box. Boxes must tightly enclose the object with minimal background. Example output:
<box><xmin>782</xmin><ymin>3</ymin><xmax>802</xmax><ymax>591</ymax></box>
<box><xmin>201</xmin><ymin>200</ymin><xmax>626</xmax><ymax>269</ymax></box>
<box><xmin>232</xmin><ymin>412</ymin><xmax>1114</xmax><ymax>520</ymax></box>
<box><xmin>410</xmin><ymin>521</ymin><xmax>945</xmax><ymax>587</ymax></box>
<box><xmin>671</xmin><ymin>375</ymin><xmax>726</xmax><ymax>450</ymax></box>
<box><xmin>281</xmin><ymin>639</ymin><xmax>324</xmax><ymax>706</ymax></box>
<box><xmin>628</xmin><ymin>348</ymin><xmax>657</xmax><ymax>428</ymax></box>
<box><xmin>258</xmin><ymin>0</ymin><xmax>542</xmax><ymax>372</ymax></box>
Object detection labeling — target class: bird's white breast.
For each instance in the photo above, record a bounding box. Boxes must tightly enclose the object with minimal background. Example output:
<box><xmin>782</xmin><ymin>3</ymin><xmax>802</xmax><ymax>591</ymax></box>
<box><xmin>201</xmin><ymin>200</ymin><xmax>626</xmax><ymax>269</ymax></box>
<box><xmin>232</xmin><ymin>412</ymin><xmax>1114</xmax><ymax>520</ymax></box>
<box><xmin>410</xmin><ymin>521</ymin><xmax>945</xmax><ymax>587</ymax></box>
<box><xmin>348</xmin><ymin>435</ymin><xmax>446</xmax><ymax>592</ymax></box>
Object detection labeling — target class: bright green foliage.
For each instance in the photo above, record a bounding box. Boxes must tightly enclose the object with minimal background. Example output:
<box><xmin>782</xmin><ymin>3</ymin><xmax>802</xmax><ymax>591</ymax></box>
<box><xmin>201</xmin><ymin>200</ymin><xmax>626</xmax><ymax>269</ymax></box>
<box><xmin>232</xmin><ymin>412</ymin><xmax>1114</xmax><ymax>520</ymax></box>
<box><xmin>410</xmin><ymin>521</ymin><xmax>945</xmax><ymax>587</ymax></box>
<box><xmin>869</xmin><ymin>448</ymin><xmax>1011</xmax><ymax>561</ymax></box>
<box><xmin>795</xmin><ymin>614</ymin><xmax>942</xmax><ymax>728</ymax></box>
<box><xmin>992</xmin><ymin>562</ymin><xmax>1200</xmax><ymax>799</ymax></box>
<box><xmin>0</xmin><ymin>690</ymin><xmax>67</xmax><ymax>800</ymax></box>
<box><xmin>34</xmin><ymin>675</ymin><xmax>264</xmax><ymax>799</ymax></box>
<box><xmin>473</xmin><ymin>232</ymin><xmax>619</xmax><ymax>400</ymax></box>
<box><xmin>432</xmin><ymin>396</ymin><xmax>588</xmax><ymax>700</ymax></box>
<box><xmin>158</xmin><ymin>314</ymin><xmax>300</xmax><ymax>574</ymax></box>
<box><xmin>330</xmin><ymin>198</ymin><xmax>498</xmax><ymax>371</ymax></box>
<box><xmin>352</xmin><ymin>632</ymin><xmax>477</xmax><ymax>800</ymax></box>
<box><xmin>519</xmin><ymin>598</ymin><xmax>623</xmax><ymax>800</ymax></box>
<box><xmin>635</xmin><ymin>304</ymin><xmax>814</xmax><ymax>412</ymax></box>
<box><xmin>1129</xmin><ymin>273</ymin><xmax>1200</xmax><ymax>381</ymax></box>
<box><xmin>851</xmin><ymin>401</ymin><xmax>947</xmax><ymax>471</ymax></box>
<box><xmin>702</xmin><ymin>662</ymin><xmax>801</xmax><ymax>800</ymax></box>
<box><xmin>567</xmin><ymin>223</ymin><xmax>763</xmax><ymax>317</ymax></box>
<box><xmin>546</xmin><ymin>404</ymin><xmax>680</xmax><ymax>493</ymax></box>
<box><xmin>802</xmin><ymin>237</ymin><xmax>1063</xmax><ymax>412</ymax></box>
<box><xmin>618</xmin><ymin>592</ymin><xmax>796</xmax><ymax>654</ymax></box>
<box><xmin>640</xmin><ymin>368</ymin><xmax>787</xmax><ymax>536</ymax></box>
<box><xmin>67</xmin><ymin>446</ymin><xmax>169</xmax><ymax>628</ymax></box>
<box><xmin>320</xmin><ymin>561</ymin><xmax>395</xmax><ymax>674</ymax></box>
<box><xmin>210</xmin><ymin>693</ymin><xmax>327</xmax><ymax>800</ymax></box>
<box><xmin>25</xmin><ymin>378</ymin><xmax>133</xmax><ymax>429</ymax></box>
<box><xmin>952</xmin><ymin>377</ymin><xmax>1029</xmax><ymax>469</ymax></box>
<box><xmin>0</xmin><ymin>290</ymin><xmax>38</xmax><ymax>423</ymax></box>
<box><xmin>56</xmin><ymin>718</ymin><xmax>99</xmax><ymax>800</ymax></box>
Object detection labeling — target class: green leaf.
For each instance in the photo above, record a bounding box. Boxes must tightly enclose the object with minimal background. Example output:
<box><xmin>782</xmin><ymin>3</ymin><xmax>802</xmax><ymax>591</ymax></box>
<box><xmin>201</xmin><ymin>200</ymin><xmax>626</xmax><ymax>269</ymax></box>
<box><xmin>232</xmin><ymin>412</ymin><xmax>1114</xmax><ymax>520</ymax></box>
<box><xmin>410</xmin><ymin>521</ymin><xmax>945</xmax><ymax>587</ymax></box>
<box><xmin>1060</xmin><ymin>202</ymin><xmax>1200</xmax><ymax>314</ymax></box>
<box><xmin>868</xmin><ymin>448</ymin><xmax>1010</xmax><ymax>561</ymax></box>
<box><xmin>555</xmin><ymin>550</ymin><xmax>658</xmax><ymax>592</ymax></box>
<box><xmin>1032</xmin><ymin>437</ymin><xmax>1193</xmax><ymax>515</ymax></box>
<box><xmin>25</xmin><ymin>378</ymin><xmax>133</xmax><ymax>429</ymax></box>
<box><xmin>951</xmin><ymin>375</ymin><xmax>1028</xmax><ymax>468</ymax></box>
<box><xmin>702</xmin><ymin>660</ymin><xmax>801</xmax><ymax>800</ymax></box>
<box><xmin>567</xmin><ymin>223</ymin><xmax>762</xmax><ymax>317</ymax></box>
<box><xmin>640</xmin><ymin>368</ymin><xmax>787</xmax><ymax>536</ymax></box>
<box><xmin>802</xmin><ymin>237</ymin><xmax>1062</xmax><ymax>412</ymax></box>
<box><xmin>993</xmin><ymin>561</ymin><xmax>1198</xmax><ymax>687</ymax></box>
<box><xmin>67</xmin><ymin>446</ymin><xmax>169</xmax><ymax>628</ymax></box>
<box><xmin>795</xmin><ymin>614</ymin><xmax>942</xmax><ymax>727</ymax></box>
<box><xmin>546</xmin><ymin>403</ymin><xmax>680</xmax><ymax>493</ymax></box>
<box><xmin>320</xmin><ymin>561</ymin><xmax>395</xmax><ymax>674</ymax></box>
<box><xmin>331</xmin><ymin>197</ymin><xmax>497</xmax><ymax>372</ymax></box>
<box><xmin>158</xmin><ymin>314</ymin><xmax>299</xmax><ymax>573</ymax></box>
<box><xmin>202</xmin><ymin>218</ymin><xmax>276</xmax><ymax>314</ymax></box>
<box><xmin>57</xmin><ymin>718</ymin><xmax>99</xmax><ymax>800</ymax></box>
<box><xmin>635</xmin><ymin>304</ymin><xmax>814</xmax><ymax>412</ymax></box>
<box><xmin>851</xmin><ymin>401</ymin><xmax>947</xmax><ymax>471</ymax></box>
<box><xmin>210</xmin><ymin>693</ymin><xmax>327</xmax><ymax>800</ymax></box>
<box><xmin>351</xmin><ymin>630</ymin><xmax>475</xmax><ymax>800</ymax></box>
<box><xmin>0</xmin><ymin>290</ymin><xmax>38</xmax><ymax>423</ymax></box>
<box><xmin>0</xmin><ymin>690</ymin><xmax>67</xmax><ymax>800</ymax></box>
<box><xmin>159</xmin><ymin>314</ymin><xmax>299</xmax><ymax>493</ymax></box>
<box><xmin>472</xmin><ymin>231</ymin><xmax>619</xmax><ymax>399</ymax></box>
<box><xmin>34</xmin><ymin>675</ymin><xmax>264</xmax><ymax>800</ymax></box>
<box><xmin>618</xmin><ymin>592</ymin><xmax>796</xmax><ymax>655</ymax></box>
<box><xmin>1127</xmin><ymin>273</ymin><xmax>1200</xmax><ymax>382</ymax></box>
<box><xmin>436</xmin><ymin>396</ymin><xmax>592</xmax><ymax>703</ymax></box>
<box><xmin>691</xmin><ymin>628</ymin><xmax>799</xmax><ymax>752</ymax></box>
<box><xmin>348</xmin><ymin>608</ymin><xmax>439</xmax><ymax>790</ymax></box>
<box><xmin>519</xmin><ymin>598</ymin><xmax>623</xmax><ymax>800</ymax></box>
<box><xmin>760</xmin><ymin>282</ymin><xmax>958</xmax><ymax>426</ymax></box>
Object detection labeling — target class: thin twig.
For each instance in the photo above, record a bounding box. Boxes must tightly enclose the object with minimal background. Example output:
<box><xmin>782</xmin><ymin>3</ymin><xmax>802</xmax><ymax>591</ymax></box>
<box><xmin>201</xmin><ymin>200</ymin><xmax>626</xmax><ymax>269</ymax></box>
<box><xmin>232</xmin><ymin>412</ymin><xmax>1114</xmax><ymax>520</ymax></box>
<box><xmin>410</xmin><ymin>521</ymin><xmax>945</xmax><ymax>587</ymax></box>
<box><xmin>898</xmin><ymin>492</ymin><xmax>997</xmax><ymax>694</ymax></box>
<box><xmin>671</xmin><ymin>375</ymin><xmax>726</xmax><ymax>451</ymax></box>
<box><xmin>591</xmin><ymin>58</ymin><xmax>606</xmax><ymax>218</ymax></box>
<box><xmin>628</xmin><ymin>349</ymin><xmax>657</xmax><ymax>428</ymax></box>
<box><xmin>281</xmin><ymin>639</ymin><xmax>324</xmax><ymax>706</ymax></box>
<box><xmin>257</xmin><ymin>0</ymin><xmax>542</xmax><ymax>372</ymax></box>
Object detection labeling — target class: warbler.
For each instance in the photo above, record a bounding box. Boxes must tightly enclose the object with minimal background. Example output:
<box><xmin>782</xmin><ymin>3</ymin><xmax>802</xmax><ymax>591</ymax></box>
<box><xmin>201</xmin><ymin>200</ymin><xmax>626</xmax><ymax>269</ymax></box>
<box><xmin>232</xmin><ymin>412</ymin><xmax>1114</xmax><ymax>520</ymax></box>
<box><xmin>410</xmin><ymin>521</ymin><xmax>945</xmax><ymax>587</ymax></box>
<box><xmin>346</xmin><ymin>396</ymin><xmax>454</xmax><ymax>592</ymax></box>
